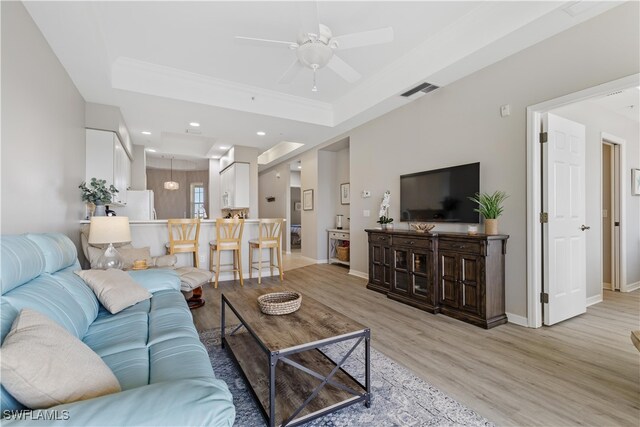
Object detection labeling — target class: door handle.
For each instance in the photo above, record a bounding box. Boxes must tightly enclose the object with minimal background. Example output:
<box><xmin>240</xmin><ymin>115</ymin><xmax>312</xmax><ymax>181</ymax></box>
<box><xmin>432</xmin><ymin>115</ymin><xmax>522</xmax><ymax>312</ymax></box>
<box><xmin>580</xmin><ymin>225</ymin><xmax>591</xmax><ymax>231</ymax></box>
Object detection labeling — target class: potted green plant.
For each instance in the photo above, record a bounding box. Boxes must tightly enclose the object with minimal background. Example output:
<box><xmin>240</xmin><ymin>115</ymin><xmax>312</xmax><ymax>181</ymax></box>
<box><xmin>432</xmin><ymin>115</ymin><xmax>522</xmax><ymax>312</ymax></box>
<box><xmin>79</xmin><ymin>178</ymin><xmax>119</xmax><ymax>216</ymax></box>
<box><xmin>377</xmin><ymin>215</ymin><xmax>394</xmax><ymax>230</ymax></box>
<box><xmin>468</xmin><ymin>191</ymin><xmax>508</xmax><ymax>235</ymax></box>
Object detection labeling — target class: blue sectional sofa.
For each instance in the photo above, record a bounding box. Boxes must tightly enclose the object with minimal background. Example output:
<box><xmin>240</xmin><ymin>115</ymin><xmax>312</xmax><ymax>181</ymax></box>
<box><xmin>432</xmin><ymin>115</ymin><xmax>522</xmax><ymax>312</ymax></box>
<box><xmin>0</xmin><ymin>233</ymin><xmax>235</xmax><ymax>426</ymax></box>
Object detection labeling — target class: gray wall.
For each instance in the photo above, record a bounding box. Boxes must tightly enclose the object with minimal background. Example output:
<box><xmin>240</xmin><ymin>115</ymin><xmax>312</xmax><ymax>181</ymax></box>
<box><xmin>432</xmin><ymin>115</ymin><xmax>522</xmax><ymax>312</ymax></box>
<box><xmin>346</xmin><ymin>2</ymin><xmax>639</xmax><ymax>317</ymax></box>
<box><xmin>146</xmin><ymin>168</ymin><xmax>209</xmax><ymax>219</ymax></box>
<box><xmin>552</xmin><ymin>101</ymin><xmax>640</xmax><ymax>292</ymax></box>
<box><xmin>260</xmin><ymin>2</ymin><xmax>639</xmax><ymax>318</ymax></box>
<box><xmin>1</xmin><ymin>2</ymin><xmax>86</xmax><ymax>248</ymax></box>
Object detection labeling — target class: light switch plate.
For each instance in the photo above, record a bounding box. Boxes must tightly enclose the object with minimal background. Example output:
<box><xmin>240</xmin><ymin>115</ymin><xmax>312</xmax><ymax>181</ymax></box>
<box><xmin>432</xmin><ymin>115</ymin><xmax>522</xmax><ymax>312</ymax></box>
<box><xmin>362</xmin><ymin>190</ymin><xmax>371</xmax><ymax>198</ymax></box>
<box><xmin>500</xmin><ymin>104</ymin><xmax>511</xmax><ymax>117</ymax></box>
<box><xmin>363</xmin><ymin>210</ymin><xmax>370</xmax><ymax>217</ymax></box>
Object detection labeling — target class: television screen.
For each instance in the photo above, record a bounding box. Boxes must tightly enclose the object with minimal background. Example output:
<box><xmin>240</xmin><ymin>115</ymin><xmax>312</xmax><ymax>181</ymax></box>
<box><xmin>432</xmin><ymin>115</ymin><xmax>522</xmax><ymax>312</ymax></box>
<box><xmin>400</xmin><ymin>162</ymin><xmax>480</xmax><ymax>223</ymax></box>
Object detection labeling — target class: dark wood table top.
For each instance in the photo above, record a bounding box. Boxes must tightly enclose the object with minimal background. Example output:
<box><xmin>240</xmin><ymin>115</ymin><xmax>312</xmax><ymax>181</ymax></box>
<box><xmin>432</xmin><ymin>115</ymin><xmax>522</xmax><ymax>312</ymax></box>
<box><xmin>223</xmin><ymin>288</ymin><xmax>368</xmax><ymax>352</ymax></box>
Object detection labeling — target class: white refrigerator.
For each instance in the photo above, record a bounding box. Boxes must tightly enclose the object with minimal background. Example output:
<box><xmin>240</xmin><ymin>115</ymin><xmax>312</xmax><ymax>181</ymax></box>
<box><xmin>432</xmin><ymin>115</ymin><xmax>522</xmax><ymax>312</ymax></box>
<box><xmin>118</xmin><ymin>190</ymin><xmax>156</xmax><ymax>220</ymax></box>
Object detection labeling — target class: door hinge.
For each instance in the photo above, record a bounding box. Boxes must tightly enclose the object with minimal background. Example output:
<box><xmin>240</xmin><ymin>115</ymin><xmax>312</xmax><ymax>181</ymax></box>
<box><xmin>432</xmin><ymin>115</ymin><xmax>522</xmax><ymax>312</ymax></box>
<box><xmin>540</xmin><ymin>132</ymin><xmax>548</xmax><ymax>143</ymax></box>
<box><xmin>539</xmin><ymin>212</ymin><xmax>548</xmax><ymax>223</ymax></box>
<box><xmin>540</xmin><ymin>292</ymin><xmax>549</xmax><ymax>304</ymax></box>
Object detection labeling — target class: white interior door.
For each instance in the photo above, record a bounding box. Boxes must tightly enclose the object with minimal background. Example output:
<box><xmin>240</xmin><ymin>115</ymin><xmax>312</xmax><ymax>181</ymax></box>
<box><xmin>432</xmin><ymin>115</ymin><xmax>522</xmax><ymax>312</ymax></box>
<box><xmin>542</xmin><ymin>113</ymin><xmax>587</xmax><ymax>325</ymax></box>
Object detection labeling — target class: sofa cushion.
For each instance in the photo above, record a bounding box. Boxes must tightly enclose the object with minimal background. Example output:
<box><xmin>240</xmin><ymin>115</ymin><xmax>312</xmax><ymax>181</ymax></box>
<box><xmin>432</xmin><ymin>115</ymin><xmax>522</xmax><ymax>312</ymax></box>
<box><xmin>75</xmin><ymin>269</ymin><xmax>152</xmax><ymax>314</ymax></box>
<box><xmin>0</xmin><ymin>235</ymin><xmax>45</xmax><ymax>294</ymax></box>
<box><xmin>49</xmin><ymin>270</ymin><xmax>100</xmax><ymax>326</ymax></box>
<box><xmin>0</xmin><ymin>301</ymin><xmax>25</xmax><ymax>413</ymax></box>
<box><xmin>127</xmin><ymin>269</ymin><xmax>181</xmax><ymax>293</ymax></box>
<box><xmin>2</xmin><ymin>275</ymin><xmax>93</xmax><ymax>339</ymax></box>
<box><xmin>26</xmin><ymin>233</ymin><xmax>77</xmax><ymax>273</ymax></box>
<box><xmin>1</xmin><ymin>309</ymin><xmax>121</xmax><ymax>409</ymax></box>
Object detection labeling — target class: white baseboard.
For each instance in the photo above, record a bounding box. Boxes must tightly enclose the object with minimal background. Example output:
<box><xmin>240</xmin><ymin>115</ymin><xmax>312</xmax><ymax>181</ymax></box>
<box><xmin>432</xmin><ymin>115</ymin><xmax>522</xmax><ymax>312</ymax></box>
<box><xmin>506</xmin><ymin>312</ymin><xmax>528</xmax><ymax>327</ymax></box>
<box><xmin>623</xmin><ymin>281</ymin><xmax>640</xmax><ymax>292</ymax></box>
<box><xmin>348</xmin><ymin>270</ymin><xmax>368</xmax><ymax>280</ymax></box>
<box><xmin>586</xmin><ymin>294</ymin><xmax>603</xmax><ymax>307</ymax></box>
<box><xmin>315</xmin><ymin>258</ymin><xmax>328</xmax><ymax>264</ymax></box>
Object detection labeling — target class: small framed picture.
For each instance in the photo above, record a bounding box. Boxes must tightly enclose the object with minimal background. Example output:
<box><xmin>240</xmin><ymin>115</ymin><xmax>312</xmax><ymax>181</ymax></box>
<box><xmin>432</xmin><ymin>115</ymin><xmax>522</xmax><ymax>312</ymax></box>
<box><xmin>340</xmin><ymin>183</ymin><xmax>350</xmax><ymax>205</ymax></box>
<box><xmin>633</xmin><ymin>169</ymin><xmax>640</xmax><ymax>195</ymax></box>
<box><xmin>294</xmin><ymin>202</ymin><xmax>302</xmax><ymax>211</ymax></box>
<box><xmin>303</xmin><ymin>189</ymin><xmax>314</xmax><ymax>210</ymax></box>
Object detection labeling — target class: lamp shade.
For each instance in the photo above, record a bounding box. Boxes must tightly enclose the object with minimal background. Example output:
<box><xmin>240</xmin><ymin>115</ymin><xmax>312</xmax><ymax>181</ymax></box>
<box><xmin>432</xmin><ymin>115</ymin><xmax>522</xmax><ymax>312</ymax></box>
<box><xmin>164</xmin><ymin>181</ymin><xmax>179</xmax><ymax>190</ymax></box>
<box><xmin>88</xmin><ymin>217</ymin><xmax>131</xmax><ymax>245</ymax></box>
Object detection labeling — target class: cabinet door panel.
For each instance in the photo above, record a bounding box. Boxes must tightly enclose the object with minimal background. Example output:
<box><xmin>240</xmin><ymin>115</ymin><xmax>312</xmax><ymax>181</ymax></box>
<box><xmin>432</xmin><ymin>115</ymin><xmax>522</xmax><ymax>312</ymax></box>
<box><xmin>393</xmin><ymin>249</ymin><xmax>410</xmax><ymax>293</ymax></box>
<box><xmin>460</xmin><ymin>255</ymin><xmax>482</xmax><ymax>315</ymax></box>
<box><xmin>439</xmin><ymin>252</ymin><xmax>458</xmax><ymax>308</ymax></box>
<box><xmin>412</xmin><ymin>250</ymin><xmax>434</xmax><ymax>303</ymax></box>
<box><xmin>395</xmin><ymin>271</ymin><xmax>409</xmax><ymax>293</ymax></box>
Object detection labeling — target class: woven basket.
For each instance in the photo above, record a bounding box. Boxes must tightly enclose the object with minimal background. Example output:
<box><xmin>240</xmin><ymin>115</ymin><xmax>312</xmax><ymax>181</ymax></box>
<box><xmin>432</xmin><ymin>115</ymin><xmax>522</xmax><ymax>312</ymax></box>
<box><xmin>257</xmin><ymin>292</ymin><xmax>302</xmax><ymax>315</ymax></box>
<box><xmin>336</xmin><ymin>246</ymin><xmax>350</xmax><ymax>262</ymax></box>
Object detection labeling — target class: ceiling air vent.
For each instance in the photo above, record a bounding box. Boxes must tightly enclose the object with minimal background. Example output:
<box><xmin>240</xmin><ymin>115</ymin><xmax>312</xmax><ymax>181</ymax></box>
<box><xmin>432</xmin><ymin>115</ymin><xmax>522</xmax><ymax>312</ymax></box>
<box><xmin>606</xmin><ymin>90</ymin><xmax>623</xmax><ymax>97</ymax></box>
<box><xmin>185</xmin><ymin>129</ymin><xmax>202</xmax><ymax>135</ymax></box>
<box><xmin>401</xmin><ymin>82</ymin><xmax>439</xmax><ymax>98</ymax></box>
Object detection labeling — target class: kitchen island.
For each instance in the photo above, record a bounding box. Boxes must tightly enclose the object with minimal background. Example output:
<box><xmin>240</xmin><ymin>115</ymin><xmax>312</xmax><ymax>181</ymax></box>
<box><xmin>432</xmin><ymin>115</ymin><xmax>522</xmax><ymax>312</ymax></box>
<box><xmin>80</xmin><ymin>219</ymin><xmax>284</xmax><ymax>282</ymax></box>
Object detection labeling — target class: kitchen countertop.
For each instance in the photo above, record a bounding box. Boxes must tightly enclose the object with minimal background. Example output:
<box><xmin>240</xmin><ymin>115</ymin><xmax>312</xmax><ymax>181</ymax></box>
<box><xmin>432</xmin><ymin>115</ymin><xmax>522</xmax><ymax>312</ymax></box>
<box><xmin>80</xmin><ymin>218</ymin><xmax>269</xmax><ymax>224</ymax></box>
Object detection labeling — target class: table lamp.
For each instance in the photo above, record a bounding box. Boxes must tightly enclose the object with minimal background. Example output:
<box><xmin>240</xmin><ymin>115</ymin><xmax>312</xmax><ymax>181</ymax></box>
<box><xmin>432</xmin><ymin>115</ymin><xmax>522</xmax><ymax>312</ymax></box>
<box><xmin>88</xmin><ymin>216</ymin><xmax>131</xmax><ymax>269</ymax></box>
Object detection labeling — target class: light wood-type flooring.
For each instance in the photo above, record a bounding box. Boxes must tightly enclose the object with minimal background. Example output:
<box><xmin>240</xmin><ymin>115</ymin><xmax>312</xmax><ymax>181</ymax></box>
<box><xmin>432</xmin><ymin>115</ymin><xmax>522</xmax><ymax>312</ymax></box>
<box><xmin>192</xmin><ymin>264</ymin><xmax>640</xmax><ymax>427</ymax></box>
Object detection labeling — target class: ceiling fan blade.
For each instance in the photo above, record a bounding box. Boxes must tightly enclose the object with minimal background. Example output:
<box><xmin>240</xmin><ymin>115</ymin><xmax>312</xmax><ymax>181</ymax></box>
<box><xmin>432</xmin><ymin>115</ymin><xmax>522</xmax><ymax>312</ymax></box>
<box><xmin>326</xmin><ymin>55</ymin><xmax>361</xmax><ymax>83</ymax></box>
<box><xmin>333</xmin><ymin>27</ymin><xmax>394</xmax><ymax>50</ymax></box>
<box><xmin>278</xmin><ymin>60</ymin><xmax>304</xmax><ymax>84</ymax></box>
<box><xmin>296</xmin><ymin>1</ymin><xmax>320</xmax><ymax>35</ymax></box>
<box><xmin>235</xmin><ymin>36</ymin><xmax>297</xmax><ymax>49</ymax></box>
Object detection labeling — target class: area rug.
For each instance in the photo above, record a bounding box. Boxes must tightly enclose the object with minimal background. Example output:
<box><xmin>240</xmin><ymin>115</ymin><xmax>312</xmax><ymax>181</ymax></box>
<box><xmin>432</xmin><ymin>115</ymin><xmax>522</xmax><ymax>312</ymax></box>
<box><xmin>199</xmin><ymin>328</ymin><xmax>494</xmax><ymax>427</ymax></box>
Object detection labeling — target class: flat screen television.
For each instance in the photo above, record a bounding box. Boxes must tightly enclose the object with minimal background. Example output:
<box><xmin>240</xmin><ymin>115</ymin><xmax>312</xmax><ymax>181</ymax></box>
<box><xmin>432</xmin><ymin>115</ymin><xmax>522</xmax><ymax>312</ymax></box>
<box><xmin>400</xmin><ymin>162</ymin><xmax>479</xmax><ymax>223</ymax></box>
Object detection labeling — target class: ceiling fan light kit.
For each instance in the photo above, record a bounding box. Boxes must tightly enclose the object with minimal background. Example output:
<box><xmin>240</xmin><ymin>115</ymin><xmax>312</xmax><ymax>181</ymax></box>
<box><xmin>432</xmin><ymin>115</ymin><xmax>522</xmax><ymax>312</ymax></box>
<box><xmin>236</xmin><ymin>21</ymin><xmax>393</xmax><ymax>92</ymax></box>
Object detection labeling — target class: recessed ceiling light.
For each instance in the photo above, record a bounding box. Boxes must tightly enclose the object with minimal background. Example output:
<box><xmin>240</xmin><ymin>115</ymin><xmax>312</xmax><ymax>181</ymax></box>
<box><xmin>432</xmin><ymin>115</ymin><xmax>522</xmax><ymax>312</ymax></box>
<box><xmin>145</xmin><ymin>148</ymin><xmax>156</xmax><ymax>152</ymax></box>
<box><xmin>297</xmin><ymin>165</ymin><xmax>302</xmax><ymax>169</ymax></box>
<box><xmin>141</xmin><ymin>131</ymin><xmax>151</xmax><ymax>135</ymax></box>
<box><xmin>211</xmin><ymin>155</ymin><xmax>220</xmax><ymax>159</ymax></box>
<box><xmin>256</xmin><ymin>131</ymin><xmax>266</xmax><ymax>136</ymax></box>
<box><xmin>189</xmin><ymin>122</ymin><xmax>200</xmax><ymax>127</ymax></box>
<box><xmin>219</xmin><ymin>146</ymin><xmax>229</xmax><ymax>150</ymax></box>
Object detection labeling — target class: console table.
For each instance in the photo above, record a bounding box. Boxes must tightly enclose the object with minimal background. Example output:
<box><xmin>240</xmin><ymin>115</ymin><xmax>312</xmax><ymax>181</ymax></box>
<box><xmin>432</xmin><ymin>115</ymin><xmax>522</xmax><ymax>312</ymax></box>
<box><xmin>366</xmin><ymin>229</ymin><xmax>509</xmax><ymax>329</ymax></box>
<box><xmin>327</xmin><ymin>229</ymin><xmax>350</xmax><ymax>267</ymax></box>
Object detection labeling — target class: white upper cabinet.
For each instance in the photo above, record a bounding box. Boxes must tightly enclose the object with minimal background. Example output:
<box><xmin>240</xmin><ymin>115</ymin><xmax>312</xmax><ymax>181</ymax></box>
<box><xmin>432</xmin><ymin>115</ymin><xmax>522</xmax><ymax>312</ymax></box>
<box><xmin>220</xmin><ymin>162</ymin><xmax>250</xmax><ymax>209</ymax></box>
<box><xmin>86</xmin><ymin>129</ymin><xmax>131</xmax><ymax>205</ymax></box>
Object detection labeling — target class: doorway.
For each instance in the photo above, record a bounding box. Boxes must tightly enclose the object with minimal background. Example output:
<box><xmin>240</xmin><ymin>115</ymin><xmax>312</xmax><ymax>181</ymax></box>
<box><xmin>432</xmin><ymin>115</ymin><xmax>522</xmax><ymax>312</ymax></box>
<box><xmin>289</xmin><ymin>160</ymin><xmax>302</xmax><ymax>253</ymax></box>
<box><xmin>601</xmin><ymin>136</ymin><xmax>623</xmax><ymax>291</ymax></box>
<box><xmin>526</xmin><ymin>74</ymin><xmax>638</xmax><ymax>328</ymax></box>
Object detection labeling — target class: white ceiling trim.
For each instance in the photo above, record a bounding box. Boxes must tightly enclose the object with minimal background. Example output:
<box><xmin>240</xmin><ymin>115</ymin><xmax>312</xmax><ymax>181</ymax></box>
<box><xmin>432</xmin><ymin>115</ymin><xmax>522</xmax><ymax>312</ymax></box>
<box><xmin>332</xmin><ymin>2</ymin><xmax>567</xmax><ymax>125</ymax></box>
<box><xmin>331</xmin><ymin>1</ymin><xmax>620</xmax><ymax>126</ymax></box>
<box><xmin>111</xmin><ymin>57</ymin><xmax>334</xmax><ymax>126</ymax></box>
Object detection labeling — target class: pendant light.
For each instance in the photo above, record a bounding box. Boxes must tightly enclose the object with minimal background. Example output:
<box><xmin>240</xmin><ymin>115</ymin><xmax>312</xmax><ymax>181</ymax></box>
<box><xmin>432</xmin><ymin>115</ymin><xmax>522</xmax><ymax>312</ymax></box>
<box><xmin>164</xmin><ymin>158</ymin><xmax>179</xmax><ymax>190</ymax></box>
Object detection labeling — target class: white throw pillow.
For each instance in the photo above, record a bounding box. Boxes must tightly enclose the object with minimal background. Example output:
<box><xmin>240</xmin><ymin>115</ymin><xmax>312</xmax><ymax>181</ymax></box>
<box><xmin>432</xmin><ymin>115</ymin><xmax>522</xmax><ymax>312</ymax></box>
<box><xmin>0</xmin><ymin>309</ymin><xmax>121</xmax><ymax>409</ymax></box>
<box><xmin>75</xmin><ymin>268</ymin><xmax>152</xmax><ymax>314</ymax></box>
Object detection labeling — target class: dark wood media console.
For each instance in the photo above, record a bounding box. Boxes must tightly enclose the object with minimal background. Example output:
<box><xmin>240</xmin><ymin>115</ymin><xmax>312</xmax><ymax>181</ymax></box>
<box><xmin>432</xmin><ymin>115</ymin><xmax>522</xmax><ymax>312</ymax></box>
<box><xmin>366</xmin><ymin>229</ymin><xmax>509</xmax><ymax>329</ymax></box>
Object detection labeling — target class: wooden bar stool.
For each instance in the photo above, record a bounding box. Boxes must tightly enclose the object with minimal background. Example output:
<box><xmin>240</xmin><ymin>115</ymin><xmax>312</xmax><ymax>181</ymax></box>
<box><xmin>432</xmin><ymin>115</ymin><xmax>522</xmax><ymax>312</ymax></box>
<box><xmin>209</xmin><ymin>218</ymin><xmax>244</xmax><ymax>288</ymax></box>
<box><xmin>249</xmin><ymin>218</ymin><xmax>284</xmax><ymax>285</ymax></box>
<box><xmin>166</xmin><ymin>218</ymin><xmax>200</xmax><ymax>267</ymax></box>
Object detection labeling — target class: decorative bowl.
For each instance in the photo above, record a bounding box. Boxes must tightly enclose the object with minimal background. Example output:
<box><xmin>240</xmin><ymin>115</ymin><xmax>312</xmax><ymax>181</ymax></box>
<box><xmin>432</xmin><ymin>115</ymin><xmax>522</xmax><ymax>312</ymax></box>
<box><xmin>258</xmin><ymin>291</ymin><xmax>302</xmax><ymax>315</ymax></box>
<box><xmin>411</xmin><ymin>223</ymin><xmax>436</xmax><ymax>233</ymax></box>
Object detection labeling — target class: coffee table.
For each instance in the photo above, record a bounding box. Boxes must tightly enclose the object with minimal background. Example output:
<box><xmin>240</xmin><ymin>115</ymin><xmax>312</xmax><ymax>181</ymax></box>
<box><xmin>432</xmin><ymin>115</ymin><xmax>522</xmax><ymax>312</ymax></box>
<box><xmin>221</xmin><ymin>289</ymin><xmax>371</xmax><ymax>427</ymax></box>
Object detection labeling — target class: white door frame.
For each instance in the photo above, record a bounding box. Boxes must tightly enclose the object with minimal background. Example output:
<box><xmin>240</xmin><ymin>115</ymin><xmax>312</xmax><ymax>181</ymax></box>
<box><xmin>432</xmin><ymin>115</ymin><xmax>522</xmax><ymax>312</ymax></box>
<box><xmin>526</xmin><ymin>73</ymin><xmax>638</xmax><ymax>328</ymax></box>
<box><xmin>601</xmin><ymin>133</ymin><xmax>627</xmax><ymax>292</ymax></box>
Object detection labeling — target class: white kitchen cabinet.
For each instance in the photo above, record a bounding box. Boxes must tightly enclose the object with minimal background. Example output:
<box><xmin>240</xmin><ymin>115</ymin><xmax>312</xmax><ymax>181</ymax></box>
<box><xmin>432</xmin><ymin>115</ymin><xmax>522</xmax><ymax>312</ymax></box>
<box><xmin>220</xmin><ymin>162</ymin><xmax>250</xmax><ymax>208</ymax></box>
<box><xmin>86</xmin><ymin>129</ymin><xmax>131</xmax><ymax>205</ymax></box>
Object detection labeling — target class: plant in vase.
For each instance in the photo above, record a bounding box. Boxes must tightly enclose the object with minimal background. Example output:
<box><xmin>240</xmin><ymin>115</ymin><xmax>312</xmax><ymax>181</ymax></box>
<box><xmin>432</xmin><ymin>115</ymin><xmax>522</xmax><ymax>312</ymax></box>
<box><xmin>377</xmin><ymin>191</ymin><xmax>394</xmax><ymax>230</ymax></box>
<box><xmin>468</xmin><ymin>191</ymin><xmax>508</xmax><ymax>235</ymax></box>
<box><xmin>79</xmin><ymin>178</ymin><xmax>119</xmax><ymax>217</ymax></box>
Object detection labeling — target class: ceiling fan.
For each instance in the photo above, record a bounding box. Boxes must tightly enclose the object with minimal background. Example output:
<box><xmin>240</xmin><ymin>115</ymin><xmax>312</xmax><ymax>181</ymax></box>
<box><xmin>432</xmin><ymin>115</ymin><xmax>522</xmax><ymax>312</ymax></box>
<box><xmin>236</xmin><ymin>21</ymin><xmax>393</xmax><ymax>92</ymax></box>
